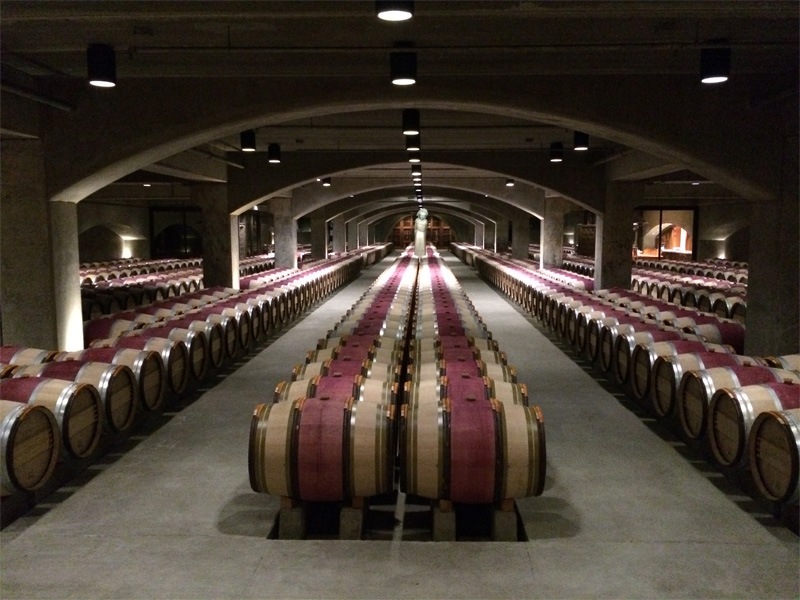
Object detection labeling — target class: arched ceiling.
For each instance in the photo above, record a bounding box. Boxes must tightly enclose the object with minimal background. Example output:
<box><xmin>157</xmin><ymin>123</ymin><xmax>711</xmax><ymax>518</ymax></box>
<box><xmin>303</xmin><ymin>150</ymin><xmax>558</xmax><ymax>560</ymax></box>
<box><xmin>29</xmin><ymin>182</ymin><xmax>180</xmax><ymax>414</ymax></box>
<box><xmin>1</xmin><ymin>1</ymin><xmax>797</xmax><ymax>226</ymax></box>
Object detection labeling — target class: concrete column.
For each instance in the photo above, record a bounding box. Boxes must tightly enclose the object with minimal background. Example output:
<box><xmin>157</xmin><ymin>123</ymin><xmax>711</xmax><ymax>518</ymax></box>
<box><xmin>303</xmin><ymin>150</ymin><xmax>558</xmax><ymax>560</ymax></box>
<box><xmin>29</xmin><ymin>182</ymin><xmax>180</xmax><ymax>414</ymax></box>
<box><xmin>309</xmin><ymin>212</ymin><xmax>327</xmax><ymax>260</ymax></box>
<box><xmin>358</xmin><ymin>221</ymin><xmax>369</xmax><ymax>247</ymax></box>
<box><xmin>195</xmin><ymin>184</ymin><xmax>239</xmax><ymax>289</ymax></box>
<box><xmin>511</xmin><ymin>209</ymin><xmax>531</xmax><ymax>260</ymax></box>
<box><xmin>484</xmin><ymin>221</ymin><xmax>497</xmax><ymax>251</ymax></box>
<box><xmin>331</xmin><ymin>216</ymin><xmax>346</xmax><ymax>254</ymax></box>
<box><xmin>0</xmin><ymin>140</ymin><xmax>82</xmax><ymax>350</ymax></box>
<box><xmin>346</xmin><ymin>220</ymin><xmax>358</xmax><ymax>251</ymax></box>
<box><xmin>745</xmin><ymin>138</ymin><xmax>799</xmax><ymax>355</ymax></box>
<box><xmin>594</xmin><ymin>183</ymin><xmax>638</xmax><ymax>290</ymax></box>
<box><xmin>495</xmin><ymin>216</ymin><xmax>510</xmax><ymax>253</ymax></box>
<box><xmin>272</xmin><ymin>196</ymin><xmax>297</xmax><ymax>269</ymax></box>
<box><xmin>540</xmin><ymin>197</ymin><xmax>570</xmax><ymax>268</ymax></box>
<box><xmin>474</xmin><ymin>222</ymin><xmax>485</xmax><ymax>248</ymax></box>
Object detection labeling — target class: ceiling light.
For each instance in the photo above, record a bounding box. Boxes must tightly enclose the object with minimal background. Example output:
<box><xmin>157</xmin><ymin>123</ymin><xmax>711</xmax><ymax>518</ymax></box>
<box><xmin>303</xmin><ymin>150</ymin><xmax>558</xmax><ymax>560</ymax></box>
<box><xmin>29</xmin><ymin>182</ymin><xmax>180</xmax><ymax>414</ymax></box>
<box><xmin>391</xmin><ymin>51</ymin><xmax>417</xmax><ymax>86</ymax></box>
<box><xmin>550</xmin><ymin>142</ymin><xmax>564</xmax><ymax>163</ymax></box>
<box><xmin>411</xmin><ymin>164</ymin><xmax>422</xmax><ymax>176</ymax></box>
<box><xmin>87</xmin><ymin>43</ymin><xmax>116</xmax><ymax>88</ymax></box>
<box><xmin>402</xmin><ymin>109</ymin><xmax>420</xmax><ymax>135</ymax></box>
<box><xmin>241</xmin><ymin>130</ymin><xmax>256</xmax><ymax>152</ymax></box>
<box><xmin>700</xmin><ymin>47</ymin><xmax>730</xmax><ymax>84</ymax></box>
<box><xmin>268</xmin><ymin>143</ymin><xmax>281</xmax><ymax>163</ymax></box>
<box><xmin>692</xmin><ymin>182</ymin><xmax>700</xmax><ymax>186</ymax></box>
<box><xmin>253</xmin><ymin>205</ymin><xmax>259</xmax><ymax>211</ymax></box>
<box><xmin>406</xmin><ymin>134</ymin><xmax>421</xmax><ymax>152</ymax></box>
<box><xmin>376</xmin><ymin>1</ymin><xmax>413</xmax><ymax>21</ymax></box>
<box><xmin>143</xmin><ymin>183</ymin><xmax>151</xmax><ymax>187</ymax></box>
<box><xmin>506</xmin><ymin>179</ymin><xmax>515</xmax><ymax>187</ymax></box>
<box><xmin>573</xmin><ymin>131</ymin><xmax>589</xmax><ymax>151</ymax></box>
<box><xmin>414</xmin><ymin>181</ymin><xmax>421</xmax><ymax>187</ymax></box>
<box><xmin>413</xmin><ymin>176</ymin><xmax>422</xmax><ymax>182</ymax></box>
<box><xmin>322</xmin><ymin>177</ymin><xmax>331</xmax><ymax>187</ymax></box>
<box><xmin>408</xmin><ymin>151</ymin><xmax>421</xmax><ymax>163</ymax></box>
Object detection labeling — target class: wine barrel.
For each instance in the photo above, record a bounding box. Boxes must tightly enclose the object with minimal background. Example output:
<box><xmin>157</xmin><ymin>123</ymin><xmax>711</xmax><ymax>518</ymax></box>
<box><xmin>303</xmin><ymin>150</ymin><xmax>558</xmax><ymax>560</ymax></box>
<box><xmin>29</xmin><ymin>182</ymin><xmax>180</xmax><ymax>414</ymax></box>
<box><xmin>404</xmin><ymin>378</ymin><xmax>446</xmax><ymax>406</ymax></box>
<box><xmin>690</xmin><ymin>322</ymin><xmax>746</xmax><ymax>355</ymax></box>
<box><xmin>401</xmin><ymin>398</ymin><xmax>545</xmax><ymax>502</ymax></box>
<box><xmin>612</xmin><ymin>329</ymin><xmax>688</xmax><ymax>386</ymax></box>
<box><xmin>650</xmin><ymin>352</ymin><xmax>764</xmax><ymax>419</ymax></box>
<box><xmin>166</xmin><ymin>317</ymin><xmax>226</xmax><ymax>371</ymax></box>
<box><xmin>100</xmin><ymin>336</ymin><xmax>190</xmax><ymax>397</ymax></box>
<box><xmin>0</xmin><ymin>346</ymin><xmax>58</xmax><ymax>366</ymax></box>
<box><xmin>678</xmin><ymin>366</ymin><xmax>800</xmax><ymax>440</ymax></box>
<box><xmin>0</xmin><ymin>377</ymin><xmax>103</xmax><ymax>459</ymax></box>
<box><xmin>185</xmin><ymin>309</ymin><xmax>238</xmax><ymax>361</ymax></box>
<box><xmin>54</xmin><ymin>347</ymin><xmax>166</xmax><ymax>413</ymax></box>
<box><xmin>764</xmin><ymin>354</ymin><xmax>800</xmax><ymax>372</ymax></box>
<box><xmin>248</xmin><ymin>397</ymin><xmax>395</xmax><ymax>501</ymax></box>
<box><xmin>274</xmin><ymin>379</ymin><xmax>317</xmax><ymax>404</ymax></box>
<box><xmin>355</xmin><ymin>377</ymin><xmax>398</xmax><ymax>405</ymax></box>
<box><xmin>0</xmin><ymin>400</ymin><xmax>60</xmax><ymax>495</ymax></box>
<box><xmin>131</xmin><ymin>325</ymin><xmax>207</xmax><ymax>383</ymax></box>
<box><xmin>748</xmin><ymin>409</ymin><xmax>800</xmax><ymax>504</ymax></box>
<box><xmin>629</xmin><ymin>340</ymin><xmax>730</xmax><ymax>401</ymax></box>
<box><xmin>709</xmin><ymin>382</ymin><xmax>800</xmax><ymax>467</ymax></box>
<box><xmin>12</xmin><ymin>361</ymin><xmax>138</xmax><ymax>435</ymax></box>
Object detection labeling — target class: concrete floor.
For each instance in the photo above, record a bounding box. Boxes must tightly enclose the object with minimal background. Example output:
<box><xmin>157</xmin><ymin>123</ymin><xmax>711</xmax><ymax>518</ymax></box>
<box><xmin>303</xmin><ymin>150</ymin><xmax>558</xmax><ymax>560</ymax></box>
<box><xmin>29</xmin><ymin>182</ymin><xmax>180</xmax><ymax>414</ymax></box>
<box><xmin>2</xmin><ymin>252</ymin><xmax>798</xmax><ymax>599</ymax></box>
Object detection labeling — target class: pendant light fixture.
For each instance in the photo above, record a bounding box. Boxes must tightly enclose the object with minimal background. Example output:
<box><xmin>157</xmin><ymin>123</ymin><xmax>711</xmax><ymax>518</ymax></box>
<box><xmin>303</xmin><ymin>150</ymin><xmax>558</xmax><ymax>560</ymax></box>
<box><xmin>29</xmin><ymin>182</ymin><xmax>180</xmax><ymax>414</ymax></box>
<box><xmin>506</xmin><ymin>179</ymin><xmax>515</xmax><ymax>187</ymax></box>
<box><xmin>240</xmin><ymin>130</ymin><xmax>256</xmax><ymax>152</ymax></box>
<box><xmin>322</xmin><ymin>177</ymin><xmax>331</xmax><ymax>187</ymax></box>
<box><xmin>408</xmin><ymin>151</ymin><xmax>421</xmax><ymax>163</ymax></box>
<box><xmin>700</xmin><ymin>47</ymin><xmax>731</xmax><ymax>84</ymax></box>
<box><xmin>411</xmin><ymin>164</ymin><xmax>422</xmax><ymax>176</ymax></box>
<box><xmin>402</xmin><ymin>109</ymin><xmax>420</xmax><ymax>135</ymax></box>
<box><xmin>573</xmin><ymin>131</ymin><xmax>589</xmax><ymax>151</ymax></box>
<box><xmin>268</xmin><ymin>143</ymin><xmax>281</xmax><ymax>163</ymax></box>
<box><xmin>550</xmin><ymin>142</ymin><xmax>564</xmax><ymax>163</ymax></box>
<box><xmin>405</xmin><ymin>134</ymin><xmax>421</xmax><ymax>152</ymax></box>
<box><xmin>391</xmin><ymin>51</ymin><xmax>417</xmax><ymax>86</ymax></box>
<box><xmin>87</xmin><ymin>43</ymin><xmax>116</xmax><ymax>88</ymax></box>
<box><xmin>376</xmin><ymin>1</ymin><xmax>413</xmax><ymax>21</ymax></box>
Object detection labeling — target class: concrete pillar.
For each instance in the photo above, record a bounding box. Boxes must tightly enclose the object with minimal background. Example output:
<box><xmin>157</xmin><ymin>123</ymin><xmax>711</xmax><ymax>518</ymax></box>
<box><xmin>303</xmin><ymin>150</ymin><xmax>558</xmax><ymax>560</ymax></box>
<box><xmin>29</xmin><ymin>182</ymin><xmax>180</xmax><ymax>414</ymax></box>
<box><xmin>474</xmin><ymin>222</ymin><xmax>485</xmax><ymax>248</ymax></box>
<box><xmin>484</xmin><ymin>221</ymin><xmax>497</xmax><ymax>251</ymax></box>
<box><xmin>541</xmin><ymin>197</ymin><xmax>570</xmax><ymax>268</ymax></box>
<box><xmin>346</xmin><ymin>220</ymin><xmax>358</xmax><ymax>251</ymax></box>
<box><xmin>309</xmin><ymin>212</ymin><xmax>327</xmax><ymax>260</ymax></box>
<box><xmin>511</xmin><ymin>209</ymin><xmax>531</xmax><ymax>260</ymax></box>
<box><xmin>195</xmin><ymin>184</ymin><xmax>239</xmax><ymax>289</ymax></box>
<box><xmin>1</xmin><ymin>140</ymin><xmax>82</xmax><ymax>350</ymax></box>
<box><xmin>331</xmin><ymin>216</ymin><xmax>346</xmax><ymax>254</ymax></box>
<box><xmin>745</xmin><ymin>138</ymin><xmax>799</xmax><ymax>355</ymax></box>
<box><xmin>495</xmin><ymin>216</ymin><xmax>510</xmax><ymax>253</ymax></box>
<box><xmin>358</xmin><ymin>221</ymin><xmax>369</xmax><ymax>248</ymax></box>
<box><xmin>272</xmin><ymin>196</ymin><xmax>297</xmax><ymax>269</ymax></box>
<box><xmin>594</xmin><ymin>183</ymin><xmax>638</xmax><ymax>291</ymax></box>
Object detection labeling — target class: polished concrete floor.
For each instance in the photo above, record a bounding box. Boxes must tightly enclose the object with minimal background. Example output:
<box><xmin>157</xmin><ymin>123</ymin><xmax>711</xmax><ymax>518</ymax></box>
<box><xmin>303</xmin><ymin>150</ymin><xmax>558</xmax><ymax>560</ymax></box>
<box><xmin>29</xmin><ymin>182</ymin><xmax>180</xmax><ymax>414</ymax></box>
<box><xmin>2</xmin><ymin>251</ymin><xmax>798</xmax><ymax>599</ymax></box>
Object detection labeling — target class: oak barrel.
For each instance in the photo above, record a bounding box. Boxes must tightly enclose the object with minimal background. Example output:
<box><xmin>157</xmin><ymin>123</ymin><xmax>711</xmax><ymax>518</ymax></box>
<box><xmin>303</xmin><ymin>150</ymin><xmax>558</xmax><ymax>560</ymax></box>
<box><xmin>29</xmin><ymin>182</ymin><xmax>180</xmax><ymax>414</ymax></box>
<box><xmin>0</xmin><ymin>400</ymin><xmax>60</xmax><ymax>495</ymax></box>
<box><xmin>709</xmin><ymin>382</ymin><xmax>800</xmax><ymax>467</ymax></box>
<box><xmin>748</xmin><ymin>409</ymin><xmax>800</xmax><ymax>504</ymax></box>
<box><xmin>0</xmin><ymin>377</ymin><xmax>103</xmax><ymax>459</ymax></box>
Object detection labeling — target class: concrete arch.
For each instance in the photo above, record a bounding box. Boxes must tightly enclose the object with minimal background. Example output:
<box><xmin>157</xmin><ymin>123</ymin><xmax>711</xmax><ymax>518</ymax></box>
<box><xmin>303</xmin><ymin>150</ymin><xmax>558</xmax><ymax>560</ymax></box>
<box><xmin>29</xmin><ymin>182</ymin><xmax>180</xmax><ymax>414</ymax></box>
<box><xmin>45</xmin><ymin>78</ymin><xmax>779</xmax><ymax>205</ymax></box>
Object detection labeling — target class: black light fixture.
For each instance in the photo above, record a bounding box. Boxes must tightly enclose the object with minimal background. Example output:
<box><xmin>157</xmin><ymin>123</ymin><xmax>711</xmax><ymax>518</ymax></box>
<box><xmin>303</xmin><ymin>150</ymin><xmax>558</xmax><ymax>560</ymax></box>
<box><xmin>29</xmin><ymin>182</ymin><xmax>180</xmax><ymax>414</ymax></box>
<box><xmin>550</xmin><ymin>142</ymin><xmax>564</xmax><ymax>163</ymax></box>
<box><xmin>376</xmin><ymin>0</ymin><xmax>413</xmax><ymax>21</ymax></box>
<box><xmin>414</xmin><ymin>181</ymin><xmax>422</xmax><ymax>187</ymax></box>
<box><xmin>408</xmin><ymin>151</ymin><xmax>421</xmax><ymax>163</ymax></box>
<box><xmin>506</xmin><ymin>179</ymin><xmax>515</xmax><ymax>187</ymax></box>
<box><xmin>402</xmin><ymin>109</ymin><xmax>420</xmax><ymax>135</ymax></box>
<box><xmin>391</xmin><ymin>51</ymin><xmax>417</xmax><ymax>86</ymax></box>
<box><xmin>413</xmin><ymin>176</ymin><xmax>422</xmax><ymax>182</ymax></box>
<box><xmin>405</xmin><ymin>134</ymin><xmax>421</xmax><ymax>152</ymax></box>
<box><xmin>573</xmin><ymin>131</ymin><xmax>589</xmax><ymax>151</ymax></box>
<box><xmin>700</xmin><ymin>47</ymin><xmax>731</xmax><ymax>84</ymax></box>
<box><xmin>268</xmin><ymin>143</ymin><xmax>281</xmax><ymax>163</ymax></box>
<box><xmin>241</xmin><ymin>130</ymin><xmax>256</xmax><ymax>152</ymax></box>
<box><xmin>322</xmin><ymin>177</ymin><xmax>331</xmax><ymax>187</ymax></box>
<box><xmin>411</xmin><ymin>164</ymin><xmax>422</xmax><ymax>176</ymax></box>
<box><xmin>87</xmin><ymin>43</ymin><xmax>116</xmax><ymax>88</ymax></box>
